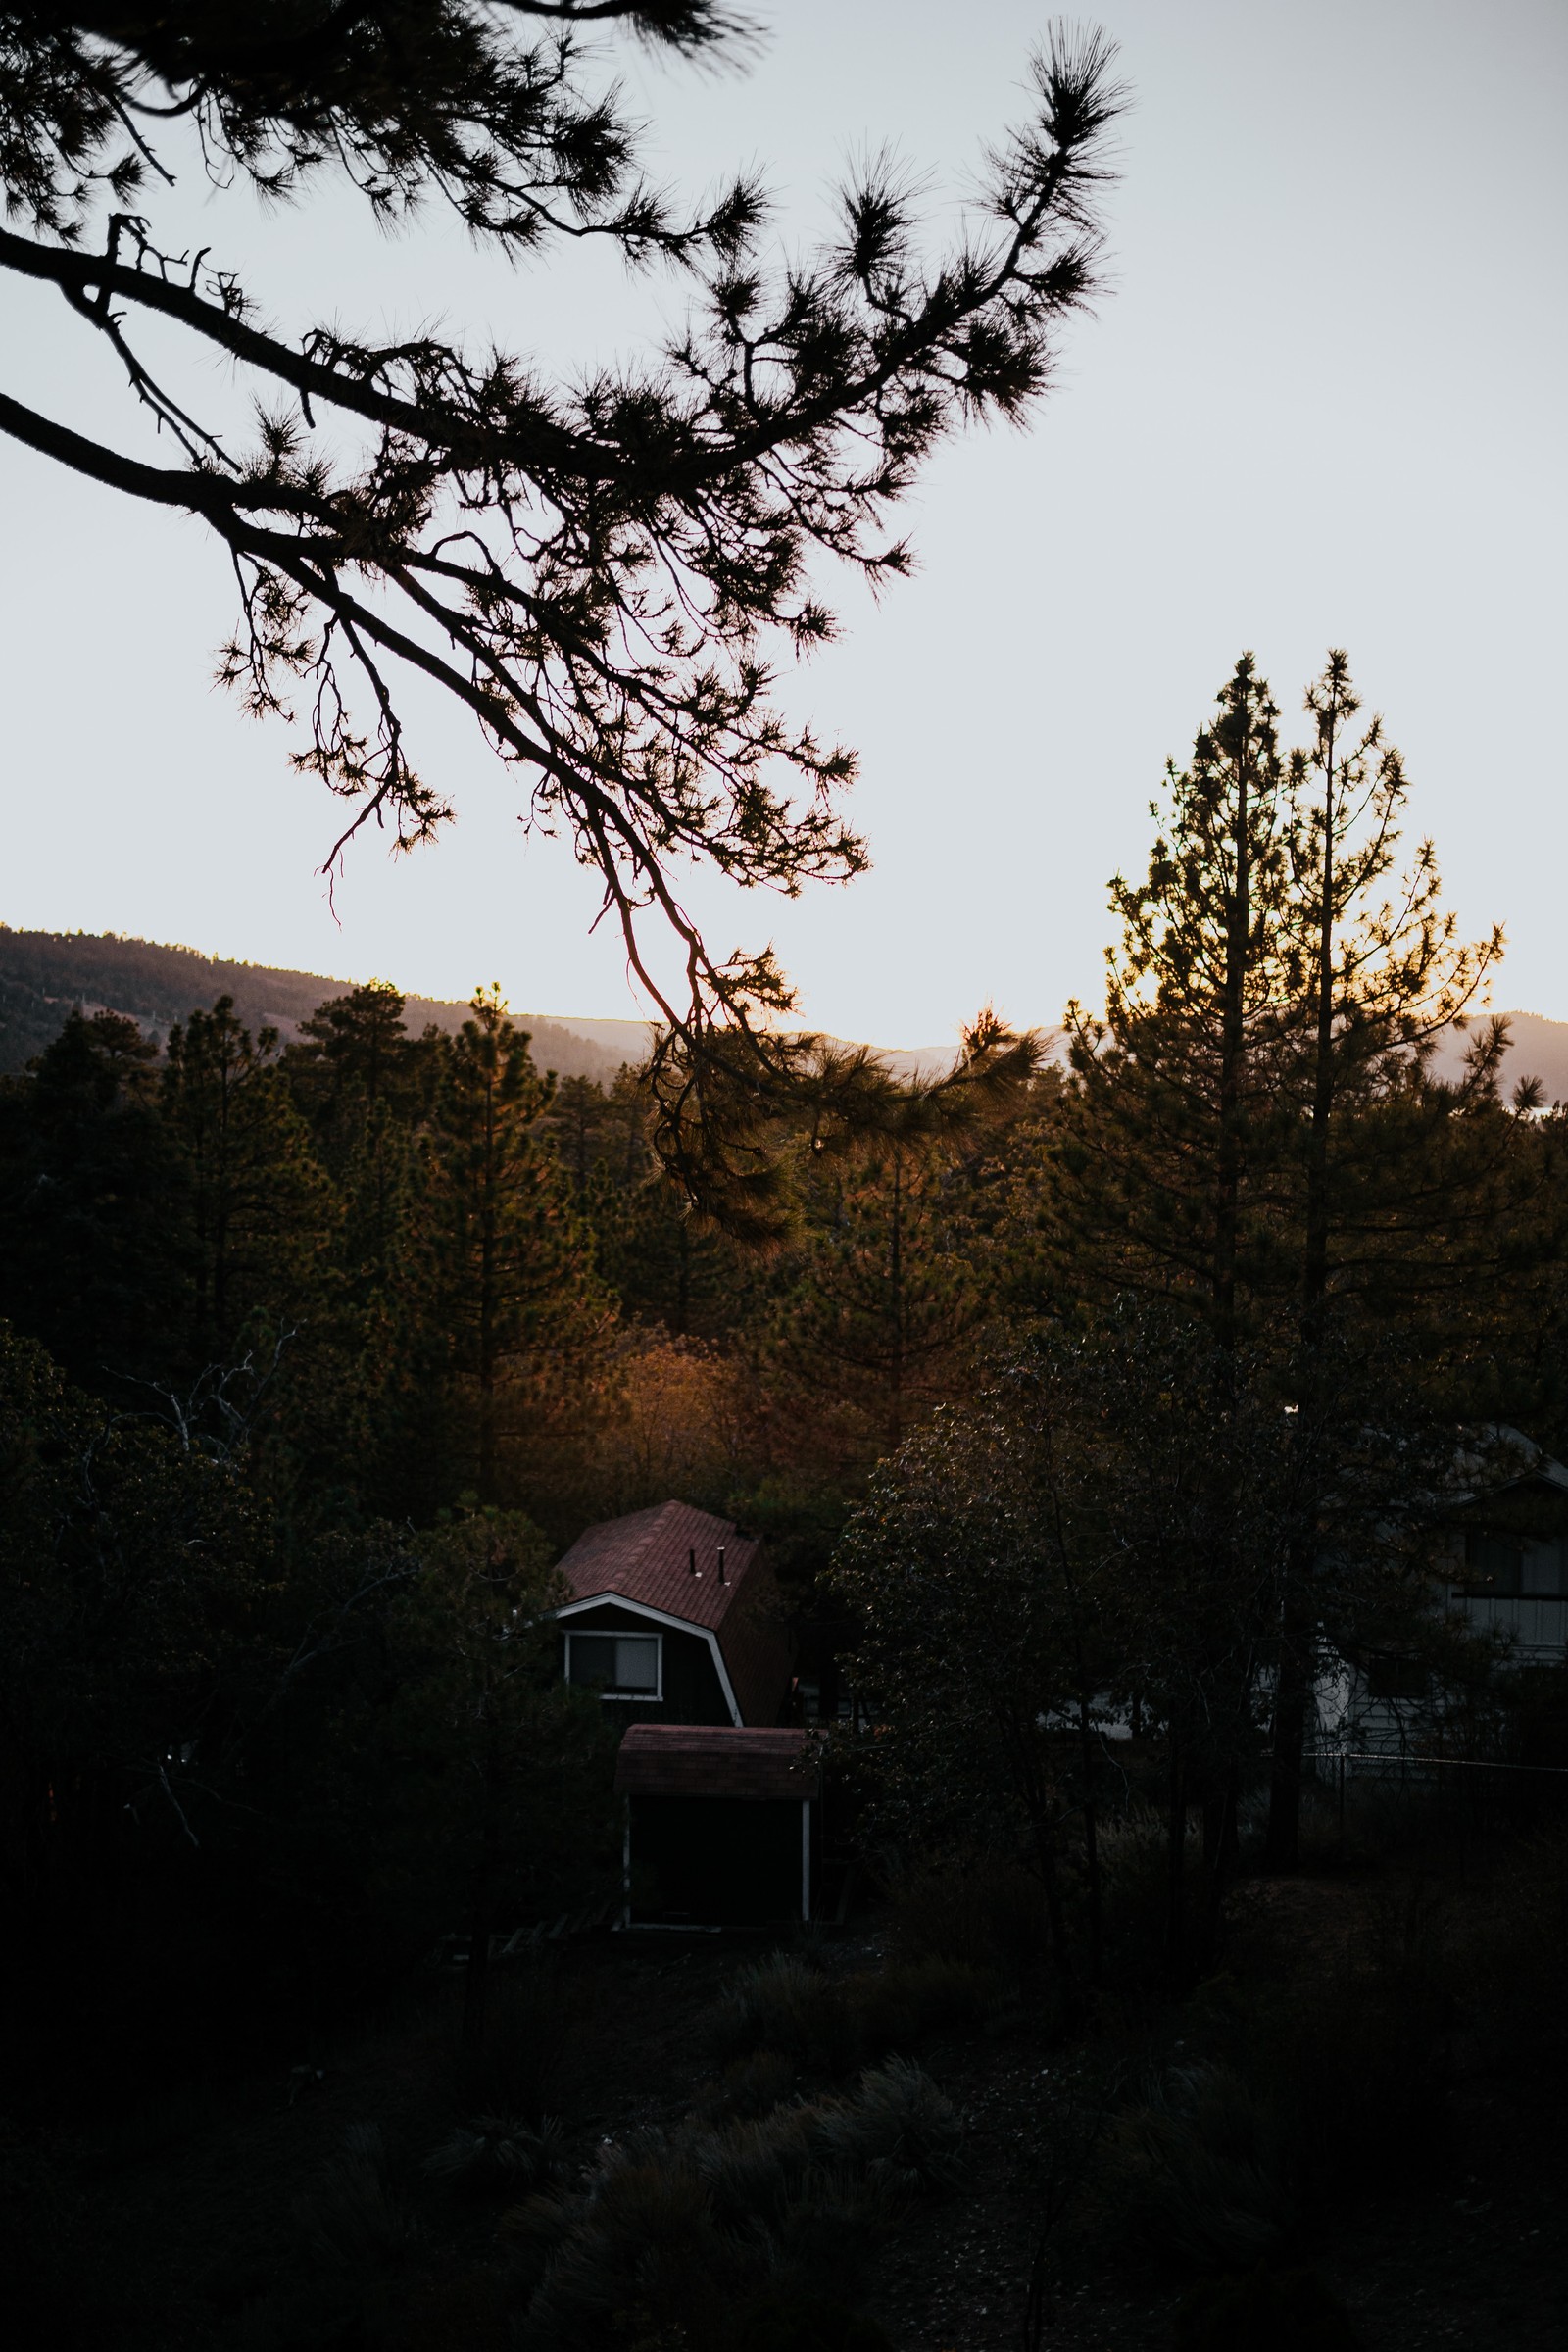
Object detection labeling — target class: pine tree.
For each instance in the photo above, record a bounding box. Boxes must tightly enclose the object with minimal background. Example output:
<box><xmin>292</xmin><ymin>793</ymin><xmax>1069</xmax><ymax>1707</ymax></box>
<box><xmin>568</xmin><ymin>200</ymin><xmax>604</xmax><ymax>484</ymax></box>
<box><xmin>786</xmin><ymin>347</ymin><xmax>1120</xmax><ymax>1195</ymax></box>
<box><xmin>0</xmin><ymin>1008</ymin><xmax>175</xmax><ymax>1384</ymax></box>
<box><xmin>772</xmin><ymin>1015</ymin><xmax>1040</xmax><ymax>1453</ymax></box>
<box><xmin>428</xmin><ymin>987</ymin><xmax>605</xmax><ymax>1500</ymax></box>
<box><xmin>1050</xmin><ymin>655</ymin><xmax>1291</xmax><ymax>1355</ymax></box>
<box><xmin>162</xmin><ymin>996</ymin><xmax>336</xmax><ymax>1363</ymax></box>
<box><xmin>285</xmin><ymin>978</ymin><xmax>426</xmax><ymax>1170</ymax></box>
<box><xmin>1263</xmin><ymin>653</ymin><xmax>1509</xmax><ymax>1861</ymax></box>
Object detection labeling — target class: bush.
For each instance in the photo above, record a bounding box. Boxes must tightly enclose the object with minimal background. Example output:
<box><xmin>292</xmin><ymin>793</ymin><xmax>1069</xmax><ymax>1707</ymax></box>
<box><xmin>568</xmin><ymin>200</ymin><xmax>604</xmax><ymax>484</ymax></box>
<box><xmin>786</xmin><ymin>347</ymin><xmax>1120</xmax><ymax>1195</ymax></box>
<box><xmin>1175</xmin><ymin>2265</ymin><xmax>1362</xmax><ymax>2351</ymax></box>
<box><xmin>700</xmin><ymin>2049</ymin><xmax>800</xmax><ymax>2122</ymax></box>
<box><xmin>513</xmin><ymin>2062</ymin><xmax>958</xmax><ymax>2350</ymax></box>
<box><xmin>1097</xmin><ymin>2063</ymin><xmax>1292</xmax><ymax>2271</ymax></box>
<box><xmin>423</xmin><ymin>2113</ymin><xmax>565</xmax><ymax>2193</ymax></box>
<box><xmin>298</xmin><ymin>2123</ymin><xmax>414</xmax><ymax>2272</ymax></box>
<box><xmin>1096</xmin><ymin>1807</ymin><xmax>1201</xmax><ymax>1987</ymax></box>
<box><xmin>808</xmin><ymin>2057</ymin><xmax>965</xmax><ymax>2196</ymax></box>
<box><xmin>850</xmin><ymin>1958</ymin><xmax>1002</xmax><ymax>2053</ymax></box>
<box><xmin>1452</xmin><ymin>1825</ymin><xmax>1568</xmax><ymax>2081</ymax></box>
<box><xmin>716</xmin><ymin>1951</ymin><xmax>1000</xmax><ymax>2076</ymax></box>
<box><xmin>733</xmin><ymin>2295</ymin><xmax>895</xmax><ymax>2351</ymax></box>
<box><xmin>461</xmin><ymin>1960</ymin><xmax>584</xmax><ymax>2116</ymax></box>
<box><xmin>716</xmin><ymin>1954</ymin><xmax>858</xmax><ymax>2073</ymax></box>
<box><xmin>887</xmin><ymin>1857</ymin><xmax>1049</xmax><ymax>1970</ymax></box>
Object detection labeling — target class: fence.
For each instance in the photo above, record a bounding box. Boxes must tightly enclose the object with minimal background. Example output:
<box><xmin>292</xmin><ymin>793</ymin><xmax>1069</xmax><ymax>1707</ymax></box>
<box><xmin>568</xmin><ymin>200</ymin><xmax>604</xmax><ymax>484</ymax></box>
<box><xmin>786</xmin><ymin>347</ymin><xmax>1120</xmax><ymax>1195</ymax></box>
<box><xmin>1313</xmin><ymin>1746</ymin><xmax>1568</xmax><ymax>1861</ymax></box>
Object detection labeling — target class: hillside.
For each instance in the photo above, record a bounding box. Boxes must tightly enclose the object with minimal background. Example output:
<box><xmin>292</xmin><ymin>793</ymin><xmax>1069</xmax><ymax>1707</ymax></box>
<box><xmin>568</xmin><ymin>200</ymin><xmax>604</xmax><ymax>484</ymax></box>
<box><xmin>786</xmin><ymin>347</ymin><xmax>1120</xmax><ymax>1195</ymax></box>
<box><xmin>6</xmin><ymin>926</ymin><xmax>1561</xmax><ymax>1101</ymax></box>
<box><xmin>0</xmin><ymin>927</ymin><xmax>641</xmax><ymax>1084</ymax></box>
<box><xmin>0</xmin><ymin>926</ymin><xmax>966</xmax><ymax>1084</ymax></box>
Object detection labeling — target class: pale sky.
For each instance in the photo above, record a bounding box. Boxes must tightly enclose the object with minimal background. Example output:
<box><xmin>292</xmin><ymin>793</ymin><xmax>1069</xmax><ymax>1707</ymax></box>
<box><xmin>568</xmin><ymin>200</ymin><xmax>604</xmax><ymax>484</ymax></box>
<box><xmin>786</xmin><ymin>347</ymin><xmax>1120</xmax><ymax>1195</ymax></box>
<box><xmin>2</xmin><ymin>1</ymin><xmax>1564</xmax><ymax>1046</ymax></box>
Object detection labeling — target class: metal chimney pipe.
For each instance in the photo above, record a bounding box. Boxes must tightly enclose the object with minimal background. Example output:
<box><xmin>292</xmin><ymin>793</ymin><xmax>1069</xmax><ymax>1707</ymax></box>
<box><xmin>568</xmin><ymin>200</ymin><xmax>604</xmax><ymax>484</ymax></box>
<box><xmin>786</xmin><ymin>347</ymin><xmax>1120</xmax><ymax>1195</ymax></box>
<box><xmin>717</xmin><ymin>1544</ymin><xmax>727</xmax><ymax>1584</ymax></box>
<box><xmin>689</xmin><ymin>1546</ymin><xmax>699</xmax><ymax>1576</ymax></box>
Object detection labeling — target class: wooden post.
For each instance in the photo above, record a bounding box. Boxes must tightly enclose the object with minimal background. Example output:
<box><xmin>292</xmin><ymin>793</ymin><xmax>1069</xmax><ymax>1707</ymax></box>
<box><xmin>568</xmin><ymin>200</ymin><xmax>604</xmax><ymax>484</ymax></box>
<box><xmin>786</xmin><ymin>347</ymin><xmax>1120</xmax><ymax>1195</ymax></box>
<box><xmin>621</xmin><ymin>1797</ymin><xmax>632</xmax><ymax>1932</ymax></box>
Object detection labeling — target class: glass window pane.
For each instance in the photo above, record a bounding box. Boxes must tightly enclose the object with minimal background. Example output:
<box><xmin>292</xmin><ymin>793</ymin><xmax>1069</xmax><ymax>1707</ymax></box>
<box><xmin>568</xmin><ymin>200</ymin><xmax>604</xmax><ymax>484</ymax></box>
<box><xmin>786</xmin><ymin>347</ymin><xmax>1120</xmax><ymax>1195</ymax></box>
<box><xmin>569</xmin><ymin>1634</ymin><xmax>616</xmax><ymax>1687</ymax></box>
<box><xmin>1464</xmin><ymin>1533</ymin><xmax>1522</xmax><ymax>1593</ymax></box>
<box><xmin>1522</xmin><ymin>1543</ymin><xmax>1567</xmax><ymax>1596</ymax></box>
<box><xmin>614</xmin><ymin>1637</ymin><xmax>660</xmax><ymax>1692</ymax></box>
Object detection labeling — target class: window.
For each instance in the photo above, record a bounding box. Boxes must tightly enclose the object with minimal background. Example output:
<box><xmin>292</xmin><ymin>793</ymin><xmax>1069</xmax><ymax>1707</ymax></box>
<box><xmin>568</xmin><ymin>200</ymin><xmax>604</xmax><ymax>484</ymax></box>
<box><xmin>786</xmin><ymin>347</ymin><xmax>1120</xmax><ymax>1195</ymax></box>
<box><xmin>1462</xmin><ymin>1532</ymin><xmax>1522</xmax><ymax>1596</ymax></box>
<box><xmin>1521</xmin><ymin>1542</ymin><xmax>1568</xmax><ymax>1597</ymax></box>
<box><xmin>565</xmin><ymin>1629</ymin><xmax>662</xmax><ymax>1699</ymax></box>
<box><xmin>1461</xmin><ymin>1532</ymin><xmax>1568</xmax><ymax>1598</ymax></box>
<box><xmin>1366</xmin><ymin>1652</ymin><xmax>1428</xmax><ymax>1703</ymax></box>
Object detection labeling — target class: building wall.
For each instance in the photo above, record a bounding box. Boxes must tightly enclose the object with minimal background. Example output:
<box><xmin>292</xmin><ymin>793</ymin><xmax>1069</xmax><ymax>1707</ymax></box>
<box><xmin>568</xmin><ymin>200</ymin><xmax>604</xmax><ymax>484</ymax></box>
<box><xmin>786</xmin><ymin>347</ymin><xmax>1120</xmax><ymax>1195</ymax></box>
<box><xmin>629</xmin><ymin>1794</ymin><xmax>807</xmax><ymax>1926</ymax></box>
<box><xmin>559</xmin><ymin>1601</ymin><xmax>733</xmax><ymax>1726</ymax></box>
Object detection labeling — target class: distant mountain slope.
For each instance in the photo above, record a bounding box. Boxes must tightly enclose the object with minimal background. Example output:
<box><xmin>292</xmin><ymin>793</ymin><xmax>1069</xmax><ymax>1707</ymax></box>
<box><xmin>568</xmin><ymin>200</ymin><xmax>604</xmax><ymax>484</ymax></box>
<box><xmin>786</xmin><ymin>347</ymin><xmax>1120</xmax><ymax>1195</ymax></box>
<box><xmin>10</xmin><ymin>926</ymin><xmax>1557</xmax><ymax>1102</ymax></box>
<box><xmin>0</xmin><ymin>927</ymin><xmax>637</xmax><ymax>1083</ymax></box>
<box><xmin>1426</xmin><ymin>1009</ymin><xmax>1568</xmax><ymax>1105</ymax></box>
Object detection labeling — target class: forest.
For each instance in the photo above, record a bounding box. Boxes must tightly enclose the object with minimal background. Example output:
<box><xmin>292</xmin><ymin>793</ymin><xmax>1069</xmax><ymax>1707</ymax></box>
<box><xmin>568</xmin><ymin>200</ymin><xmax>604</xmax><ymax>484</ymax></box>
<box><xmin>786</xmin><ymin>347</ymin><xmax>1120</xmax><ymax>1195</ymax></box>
<box><xmin>5</xmin><ymin>653</ymin><xmax>1568</xmax><ymax>2350</ymax></box>
<box><xmin>2</xmin><ymin>2</ymin><xmax>1563</xmax><ymax>2343</ymax></box>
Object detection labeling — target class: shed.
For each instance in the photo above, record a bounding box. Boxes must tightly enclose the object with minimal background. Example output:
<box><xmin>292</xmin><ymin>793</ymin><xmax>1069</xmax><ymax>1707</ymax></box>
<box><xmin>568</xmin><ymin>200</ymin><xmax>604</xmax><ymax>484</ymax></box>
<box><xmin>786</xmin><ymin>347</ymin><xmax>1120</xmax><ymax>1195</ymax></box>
<box><xmin>553</xmin><ymin>1500</ymin><xmax>792</xmax><ymax>1728</ymax></box>
<box><xmin>614</xmin><ymin>1725</ymin><xmax>820</xmax><ymax>1927</ymax></box>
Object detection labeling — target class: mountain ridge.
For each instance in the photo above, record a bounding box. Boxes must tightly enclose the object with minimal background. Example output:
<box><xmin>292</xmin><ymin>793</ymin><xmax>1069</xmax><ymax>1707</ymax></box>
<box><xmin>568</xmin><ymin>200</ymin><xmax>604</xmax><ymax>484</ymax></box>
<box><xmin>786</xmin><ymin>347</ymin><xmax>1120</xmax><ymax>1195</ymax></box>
<box><xmin>3</xmin><ymin>924</ymin><xmax>1564</xmax><ymax>1098</ymax></box>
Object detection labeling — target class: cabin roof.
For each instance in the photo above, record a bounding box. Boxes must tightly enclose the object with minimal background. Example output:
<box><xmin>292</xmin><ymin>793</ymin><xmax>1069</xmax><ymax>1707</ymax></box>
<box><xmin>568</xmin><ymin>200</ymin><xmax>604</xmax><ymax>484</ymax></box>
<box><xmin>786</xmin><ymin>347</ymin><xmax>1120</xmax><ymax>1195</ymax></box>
<box><xmin>613</xmin><ymin>1724</ymin><xmax>818</xmax><ymax>1801</ymax></box>
<box><xmin>557</xmin><ymin>1500</ymin><xmax>762</xmax><ymax>1632</ymax></box>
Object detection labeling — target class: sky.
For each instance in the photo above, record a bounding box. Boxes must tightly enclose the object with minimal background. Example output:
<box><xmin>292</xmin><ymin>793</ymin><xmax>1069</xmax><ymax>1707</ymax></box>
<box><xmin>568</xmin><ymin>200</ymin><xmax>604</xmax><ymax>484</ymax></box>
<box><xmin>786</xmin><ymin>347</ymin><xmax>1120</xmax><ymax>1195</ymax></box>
<box><xmin>2</xmin><ymin>0</ymin><xmax>1565</xmax><ymax>1047</ymax></box>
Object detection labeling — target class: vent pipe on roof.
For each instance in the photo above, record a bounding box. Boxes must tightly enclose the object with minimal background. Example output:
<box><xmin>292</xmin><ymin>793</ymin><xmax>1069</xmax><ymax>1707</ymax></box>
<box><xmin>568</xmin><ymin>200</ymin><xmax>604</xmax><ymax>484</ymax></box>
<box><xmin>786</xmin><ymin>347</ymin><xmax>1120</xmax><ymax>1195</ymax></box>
<box><xmin>717</xmin><ymin>1544</ymin><xmax>727</xmax><ymax>1584</ymax></box>
<box><xmin>689</xmin><ymin>1546</ymin><xmax>700</xmax><ymax>1577</ymax></box>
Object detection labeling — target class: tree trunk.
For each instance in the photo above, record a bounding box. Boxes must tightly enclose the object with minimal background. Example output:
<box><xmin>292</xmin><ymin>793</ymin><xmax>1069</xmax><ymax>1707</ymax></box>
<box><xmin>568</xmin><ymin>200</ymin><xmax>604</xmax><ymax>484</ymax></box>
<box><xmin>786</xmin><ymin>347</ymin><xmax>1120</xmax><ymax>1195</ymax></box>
<box><xmin>1076</xmin><ymin>1690</ymin><xmax>1103</xmax><ymax>1984</ymax></box>
<box><xmin>1166</xmin><ymin>1731</ymin><xmax>1187</xmax><ymax>1991</ymax></box>
<box><xmin>1266</xmin><ymin>672</ymin><xmax>1343</xmax><ymax>1867</ymax></box>
<box><xmin>462</xmin><ymin>1883</ymin><xmax>495</xmax><ymax>2072</ymax></box>
<box><xmin>1212</xmin><ymin>683</ymin><xmax>1251</xmax><ymax>1375</ymax></box>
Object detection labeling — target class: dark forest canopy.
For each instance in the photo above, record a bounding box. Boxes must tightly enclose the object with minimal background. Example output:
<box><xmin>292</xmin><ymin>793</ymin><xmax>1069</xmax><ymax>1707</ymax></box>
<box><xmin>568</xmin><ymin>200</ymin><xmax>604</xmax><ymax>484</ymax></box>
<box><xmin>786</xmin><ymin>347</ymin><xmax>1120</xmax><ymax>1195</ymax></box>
<box><xmin>0</xmin><ymin>4</ymin><xmax>1126</xmax><ymax>1099</ymax></box>
<box><xmin>4</xmin><ymin>656</ymin><xmax>1568</xmax><ymax>2352</ymax></box>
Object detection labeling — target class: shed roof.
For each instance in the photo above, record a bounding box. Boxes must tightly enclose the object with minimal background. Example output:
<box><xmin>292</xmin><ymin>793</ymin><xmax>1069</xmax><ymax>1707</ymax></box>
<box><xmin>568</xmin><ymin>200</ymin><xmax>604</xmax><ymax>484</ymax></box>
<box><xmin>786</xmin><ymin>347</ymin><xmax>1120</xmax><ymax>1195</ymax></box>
<box><xmin>557</xmin><ymin>1500</ymin><xmax>761</xmax><ymax>1631</ymax></box>
<box><xmin>614</xmin><ymin>1725</ymin><xmax>818</xmax><ymax>1801</ymax></box>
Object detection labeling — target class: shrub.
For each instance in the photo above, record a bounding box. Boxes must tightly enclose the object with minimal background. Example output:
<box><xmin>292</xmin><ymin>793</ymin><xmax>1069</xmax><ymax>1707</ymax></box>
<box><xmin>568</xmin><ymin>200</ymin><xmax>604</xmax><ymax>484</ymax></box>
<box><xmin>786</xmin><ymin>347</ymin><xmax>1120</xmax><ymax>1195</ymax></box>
<box><xmin>716</xmin><ymin>1951</ymin><xmax>999</xmax><ymax>2077</ymax></box>
<box><xmin>462</xmin><ymin>1961</ymin><xmax>583</xmax><ymax>2116</ymax></box>
<box><xmin>1175</xmin><ymin>2264</ymin><xmax>1363</xmax><ymax>2350</ymax></box>
<box><xmin>848</xmin><ymin>1958</ymin><xmax>1001</xmax><ymax>2052</ymax></box>
<box><xmin>700</xmin><ymin>2049</ymin><xmax>799</xmax><ymax>2122</ymax></box>
<box><xmin>299</xmin><ymin>2124</ymin><xmax>414</xmax><ymax>2271</ymax></box>
<box><xmin>514</xmin><ymin>2062</ymin><xmax>959</xmax><ymax>2350</ymax></box>
<box><xmin>1097</xmin><ymin>2063</ymin><xmax>1293</xmax><ymax>2271</ymax></box>
<box><xmin>1096</xmin><ymin>1807</ymin><xmax>1202</xmax><ymax>1987</ymax></box>
<box><xmin>887</xmin><ymin>1857</ymin><xmax>1049</xmax><ymax>1970</ymax></box>
<box><xmin>423</xmin><ymin>2112</ymin><xmax>565</xmax><ymax>2193</ymax></box>
<box><xmin>716</xmin><ymin>1954</ymin><xmax>858</xmax><ymax>2073</ymax></box>
<box><xmin>733</xmin><ymin>2294</ymin><xmax>895</xmax><ymax>2351</ymax></box>
<box><xmin>1451</xmin><ymin>1825</ymin><xmax>1568</xmax><ymax>2081</ymax></box>
<box><xmin>808</xmin><ymin>2057</ymin><xmax>965</xmax><ymax>2196</ymax></box>
<box><xmin>520</xmin><ymin>2144</ymin><xmax>735</xmax><ymax>2350</ymax></box>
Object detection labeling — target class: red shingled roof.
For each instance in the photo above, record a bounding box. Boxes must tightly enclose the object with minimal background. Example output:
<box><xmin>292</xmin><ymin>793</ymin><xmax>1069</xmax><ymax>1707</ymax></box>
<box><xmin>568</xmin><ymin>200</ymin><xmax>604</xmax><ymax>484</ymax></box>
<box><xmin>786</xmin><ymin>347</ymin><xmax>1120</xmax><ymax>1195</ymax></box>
<box><xmin>614</xmin><ymin>1725</ymin><xmax>818</xmax><ymax>1801</ymax></box>
<box><xmin>557</xmin><ymin>1500</ymin><xmax>792</xmax><ymax>1727</ymax></box>
<box><xmin>557</xmin><ymin>1500</ymin><xmax>761</xmax><ymax>1630</ymax></box>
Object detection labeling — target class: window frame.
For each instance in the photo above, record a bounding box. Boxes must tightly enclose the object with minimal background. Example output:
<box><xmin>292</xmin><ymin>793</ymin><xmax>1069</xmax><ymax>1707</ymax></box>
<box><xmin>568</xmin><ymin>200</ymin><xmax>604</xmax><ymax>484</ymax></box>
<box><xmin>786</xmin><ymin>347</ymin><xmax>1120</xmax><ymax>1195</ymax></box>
<box><xmin>1458</xmin><ymin>1529</ymin><xmax>1568</xmax><ymax>1600</ymax></box>
<box><xmin>564</xmin><ymin>1626</ymin><xmax>664</xmax><ymax>1702</ymax></box>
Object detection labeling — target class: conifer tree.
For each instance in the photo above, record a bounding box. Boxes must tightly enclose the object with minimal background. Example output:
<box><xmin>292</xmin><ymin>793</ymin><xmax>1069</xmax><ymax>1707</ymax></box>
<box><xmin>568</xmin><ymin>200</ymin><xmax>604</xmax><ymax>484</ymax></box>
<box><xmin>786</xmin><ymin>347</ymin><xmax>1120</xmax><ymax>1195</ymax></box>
<box><xmin>772</xmin><ymin>1015</ymin><xmax>1040</xmax><ymax>1452</ymax></box>
<box><xmin>1051</xmin><ymin>656</ymin><xmax>1291</xmax><ymax>1354</ymax></box>
<box><xmin>162</xmin><ymin>996</ymin><xmax>335</xmax><ymax>1361</ymax></box>
<box><xmin>0</xmin><ymin>1007</ymin><xmax>174</xmax><ymax>1381</ymax></box>
<box><xmin>285</xmin><ymin>977</ymin><xmax>426</xmax><ymax>1166</ymax></box>
<box><xmin>1262</xmin><ymin>653</ymin><xmax>1508</xmax><ymax>1861</ymax></box>
<box><xmin>428</xmin><ymin>987</ymin><xmax>605</xmax><ymax>1499</ymax></box>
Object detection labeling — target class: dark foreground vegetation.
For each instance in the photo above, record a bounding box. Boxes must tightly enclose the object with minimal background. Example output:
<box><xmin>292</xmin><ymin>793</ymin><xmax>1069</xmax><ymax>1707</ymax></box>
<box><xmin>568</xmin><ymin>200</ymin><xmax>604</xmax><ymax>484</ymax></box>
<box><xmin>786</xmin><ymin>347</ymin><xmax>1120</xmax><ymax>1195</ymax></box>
<box><xmin>6</xmin><ymin>1803</ymin><xmax>1566</xmax><ymax>2350</ymax></box>
<box><xmin>5</xmin><ymin>652</ymin><xmax>1568</xmax><ymax>2346</ymax></box>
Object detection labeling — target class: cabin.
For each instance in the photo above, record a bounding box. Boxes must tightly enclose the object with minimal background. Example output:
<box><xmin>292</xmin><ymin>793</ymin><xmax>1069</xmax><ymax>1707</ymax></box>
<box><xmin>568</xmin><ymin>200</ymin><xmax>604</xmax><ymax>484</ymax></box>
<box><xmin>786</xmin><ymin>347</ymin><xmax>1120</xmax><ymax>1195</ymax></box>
<box><xmin>1317</xmin><ymin>1431</ymin><xmax>1568</xmax><ymax>1768</ymax></box>
<box><xmin>614</xmin><ymin>1724</ymin><xmax>820</xmax><ymax>1928</ymax></box>
<box><xmin>553</xmin><ymin>1499</ymin><xmax>794</xmax><ymax>1729</ymax></box>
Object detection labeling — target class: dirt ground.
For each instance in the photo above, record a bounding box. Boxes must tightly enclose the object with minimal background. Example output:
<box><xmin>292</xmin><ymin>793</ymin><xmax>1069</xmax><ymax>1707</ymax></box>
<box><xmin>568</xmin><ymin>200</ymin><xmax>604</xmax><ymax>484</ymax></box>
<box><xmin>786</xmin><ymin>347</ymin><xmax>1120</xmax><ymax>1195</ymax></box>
<box><xmin>45</xmin><ymin>1878</ymin><xmax>1568</xmax><ymax>2350</ymax></box>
